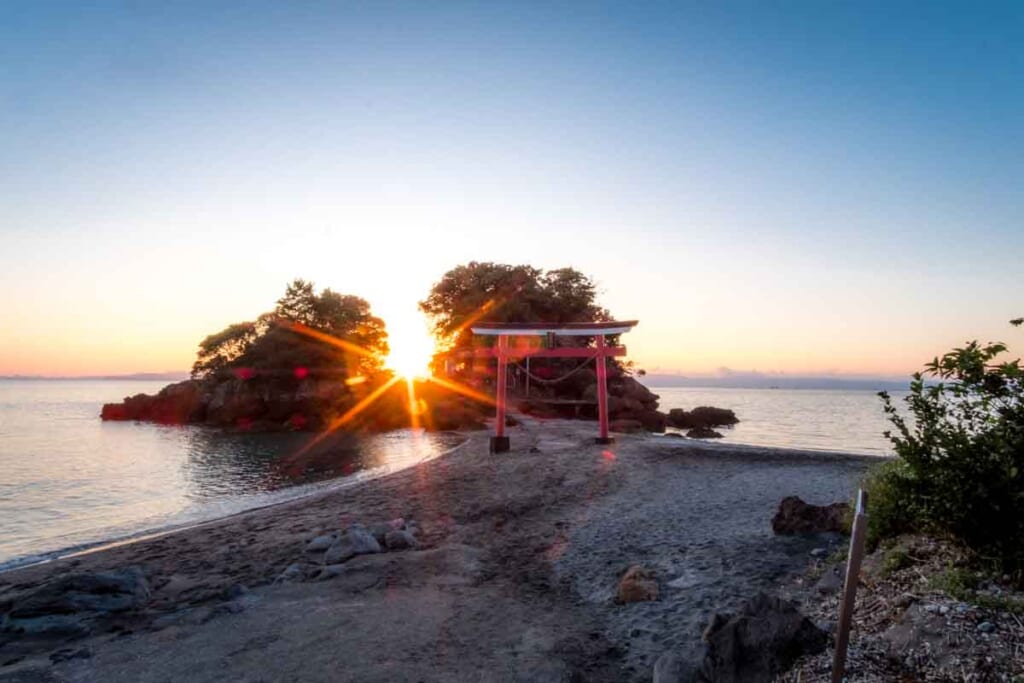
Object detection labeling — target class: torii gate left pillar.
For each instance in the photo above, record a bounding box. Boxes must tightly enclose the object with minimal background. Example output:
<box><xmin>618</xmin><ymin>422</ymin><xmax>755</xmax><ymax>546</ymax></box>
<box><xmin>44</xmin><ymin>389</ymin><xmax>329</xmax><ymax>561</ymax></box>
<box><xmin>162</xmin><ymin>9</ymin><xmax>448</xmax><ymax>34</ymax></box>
<box><xmin>469</xmin><ymin>321</ymin><xmax>639</xmax><ymax>453</ymax></box>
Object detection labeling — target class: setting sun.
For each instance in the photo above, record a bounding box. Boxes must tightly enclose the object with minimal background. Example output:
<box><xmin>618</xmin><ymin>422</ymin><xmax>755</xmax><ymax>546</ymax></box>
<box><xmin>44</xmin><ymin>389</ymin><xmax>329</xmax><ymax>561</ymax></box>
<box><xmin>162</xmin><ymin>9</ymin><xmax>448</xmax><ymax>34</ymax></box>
<box><xmin>385</xmin><ymin>314</ymin><xmax>436</xmax><ymax>378</ymax></box>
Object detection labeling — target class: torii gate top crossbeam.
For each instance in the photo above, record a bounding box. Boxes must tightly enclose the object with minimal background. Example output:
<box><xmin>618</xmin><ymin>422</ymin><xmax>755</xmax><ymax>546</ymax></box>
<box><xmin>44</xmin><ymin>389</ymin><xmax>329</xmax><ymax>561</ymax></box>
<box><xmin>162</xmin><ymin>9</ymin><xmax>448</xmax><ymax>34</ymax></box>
<box><xmin>470</xmin><ymin>320</ymin><xmax>638</xmax><ymax>336</ymax></box>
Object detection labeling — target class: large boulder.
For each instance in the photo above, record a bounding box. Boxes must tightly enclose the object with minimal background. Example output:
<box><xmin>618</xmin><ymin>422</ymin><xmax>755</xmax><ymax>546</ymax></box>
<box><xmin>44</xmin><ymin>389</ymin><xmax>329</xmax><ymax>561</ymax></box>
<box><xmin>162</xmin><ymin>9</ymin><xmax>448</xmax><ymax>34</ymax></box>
<box><xmin>772</xmin><ymin>496</ymin><xmax>850</xmax><ymax>535</ymax></box>
<box><xmin>696</xmin><ymin>593</ymin><xmax>827</xmax><ymax>682</ymax></box>
<box><xmin>689</xmin><ymin>406</ymin><xmax>738</xmax><ymax>426</ymax></box>
<box><xmin>667</xmin><ymin>406</ymin><xmax>739</xmax><ymax>429</ymax></box>
<box><xmin>2</xmin><ymin>567</ymin><xmax>150</xmax><ymax>638</ymax></box>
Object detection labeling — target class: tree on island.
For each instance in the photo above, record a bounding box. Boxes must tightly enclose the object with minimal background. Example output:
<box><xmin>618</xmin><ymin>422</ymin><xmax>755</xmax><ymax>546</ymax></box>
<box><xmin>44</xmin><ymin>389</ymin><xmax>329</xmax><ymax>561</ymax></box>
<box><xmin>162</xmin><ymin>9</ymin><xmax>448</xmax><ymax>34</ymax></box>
<box><xmin>103</xmin><ymin>280</ymin><xmax>393</xmax><ymax>430</ymax></box>
<box><xmin>192</xmin><ymin>279</ymin><xmax>389</xmax><ymax>381</ymax></box>
<box><xmin>419</xmin><ymin>262</ymin><xmax>625</xmax><ymax>393</ymax></box>
<box><xmin>418</xmin><ymin>262</ymin><xmax>680</xmax><ymax>431</ymax></box>
<box><xmin>419</xmin><ymin>262</ymin><xmax>611</xmax><ymax>352</ymax></box>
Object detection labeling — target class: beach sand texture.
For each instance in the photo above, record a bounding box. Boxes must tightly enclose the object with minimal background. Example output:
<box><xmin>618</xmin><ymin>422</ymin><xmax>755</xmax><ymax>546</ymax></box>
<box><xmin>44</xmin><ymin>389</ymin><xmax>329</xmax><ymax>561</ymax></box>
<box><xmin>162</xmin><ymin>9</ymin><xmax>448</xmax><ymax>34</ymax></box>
<box><xmin>0</xmin><ymin>419</ymin><xmax>873</xmax><ymax>682</ymax></box>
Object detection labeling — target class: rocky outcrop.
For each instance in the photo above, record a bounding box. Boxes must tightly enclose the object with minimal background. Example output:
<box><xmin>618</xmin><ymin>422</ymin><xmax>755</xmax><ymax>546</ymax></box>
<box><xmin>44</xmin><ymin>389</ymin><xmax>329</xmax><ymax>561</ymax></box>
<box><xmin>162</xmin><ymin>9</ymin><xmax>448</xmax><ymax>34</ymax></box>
<box><xmin>101</xmin><ymin>375</ymin><xmax>488</xmax><ymax>433</ymax></box>
<box><xmin>1</xmin><ymin>567</ymin><xmax>150</xmax><ymax>639</ymax></box>
<box><xmin>100</xmin><ymin>381</ymin><xmax>205</xmax><ymax>424</ymax></box>
<box><xmin>667</xmin><ymin>406</ymin><xmax>739</xmax><ymax>430</ymax></box>
<box><xmin>579</xmin><ymin>376</ymin><xmax>668</xmax><ymax>433</ymax></box>
<box><xmin>772</xmin><ymin>496</ymin><xmax>850</xmax><ymax>535</ymax></box>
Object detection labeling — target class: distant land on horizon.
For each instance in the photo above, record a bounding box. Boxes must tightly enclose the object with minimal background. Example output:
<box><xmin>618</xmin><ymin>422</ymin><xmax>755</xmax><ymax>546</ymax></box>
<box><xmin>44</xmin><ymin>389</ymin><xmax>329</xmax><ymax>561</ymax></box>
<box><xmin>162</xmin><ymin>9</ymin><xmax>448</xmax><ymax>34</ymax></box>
<box><xmin>0</xmin><ymin>372</ymin><xmax>190</xmax><ymax>382</ymax></box>
<box><xmin>639</xmin><ymin>373</ymin><xmax>912</xmax><ymax>391</ymax></box>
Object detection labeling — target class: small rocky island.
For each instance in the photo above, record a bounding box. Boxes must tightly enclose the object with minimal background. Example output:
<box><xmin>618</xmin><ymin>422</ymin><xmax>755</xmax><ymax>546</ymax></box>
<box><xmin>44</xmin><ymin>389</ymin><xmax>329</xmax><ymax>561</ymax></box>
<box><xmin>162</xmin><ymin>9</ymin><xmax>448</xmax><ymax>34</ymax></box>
<box><xmin>100</xmin><ymin>371</ymin><xmax>740</xmax><ymax>438</ymax></box>
<box><xmin>101</xmin><ymin>275</ymin><xmax>739</xmax><ymax>437</ymax></box>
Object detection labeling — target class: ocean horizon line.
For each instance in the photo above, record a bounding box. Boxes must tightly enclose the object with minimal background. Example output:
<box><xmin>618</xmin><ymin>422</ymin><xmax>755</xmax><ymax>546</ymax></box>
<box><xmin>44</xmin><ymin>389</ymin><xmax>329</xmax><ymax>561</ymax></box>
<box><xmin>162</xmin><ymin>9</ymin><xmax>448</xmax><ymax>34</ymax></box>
<box><xmin>1</xmin><ymin>372</ymin><xmax>912</xmax><ymax>392</ymax></box>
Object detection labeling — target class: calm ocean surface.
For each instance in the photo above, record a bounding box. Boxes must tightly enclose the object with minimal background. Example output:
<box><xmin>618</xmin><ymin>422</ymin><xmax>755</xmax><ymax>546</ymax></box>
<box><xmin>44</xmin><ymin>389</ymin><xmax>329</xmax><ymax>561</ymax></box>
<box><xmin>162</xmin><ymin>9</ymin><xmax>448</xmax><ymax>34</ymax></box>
<box><xmin>0</xmin><ymin>380</ymin><xmax>900</xmax><ymax>570</ymax></box>
<box><xmin>0</xmin><ymin>380</ymin><xmax>463</xmax><ymax>570</ymax></box>
<box><xmin>653</xmin><ymin>386</ymin><xmax>902</xmax><ymax>456</ymax></box>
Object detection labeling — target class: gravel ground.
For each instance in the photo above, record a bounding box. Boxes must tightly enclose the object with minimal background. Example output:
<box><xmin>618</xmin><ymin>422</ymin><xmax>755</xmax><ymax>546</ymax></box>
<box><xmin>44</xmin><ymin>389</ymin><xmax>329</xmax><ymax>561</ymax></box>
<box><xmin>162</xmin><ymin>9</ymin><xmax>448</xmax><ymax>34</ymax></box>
<box><xmin>547</xmin><ymin>431</ymin><xmax>871</xmax><ymax>679</ymax></box>
<box><xmin>0</xmin><ymin>419</ymin><xmax>874</xmax><ymax>682</ymax></box>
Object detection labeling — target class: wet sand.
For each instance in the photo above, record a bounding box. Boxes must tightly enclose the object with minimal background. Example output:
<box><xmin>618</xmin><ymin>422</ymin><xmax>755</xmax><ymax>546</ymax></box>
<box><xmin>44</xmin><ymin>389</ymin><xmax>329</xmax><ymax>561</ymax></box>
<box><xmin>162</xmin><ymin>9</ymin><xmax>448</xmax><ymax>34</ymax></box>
<box><xmin>0</xmin><ymin>419</ymin><xmax>875</xmax><ymax>682</ymax></box>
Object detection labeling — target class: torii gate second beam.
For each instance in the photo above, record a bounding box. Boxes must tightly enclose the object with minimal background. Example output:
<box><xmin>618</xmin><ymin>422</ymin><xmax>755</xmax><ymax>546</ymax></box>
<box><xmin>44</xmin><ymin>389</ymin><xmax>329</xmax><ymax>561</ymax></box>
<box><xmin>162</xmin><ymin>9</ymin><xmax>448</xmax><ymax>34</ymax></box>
<box><xmin>469</xmin><ymin>321</ymin><xmax>638</xmax><ymax>453</ymax></box>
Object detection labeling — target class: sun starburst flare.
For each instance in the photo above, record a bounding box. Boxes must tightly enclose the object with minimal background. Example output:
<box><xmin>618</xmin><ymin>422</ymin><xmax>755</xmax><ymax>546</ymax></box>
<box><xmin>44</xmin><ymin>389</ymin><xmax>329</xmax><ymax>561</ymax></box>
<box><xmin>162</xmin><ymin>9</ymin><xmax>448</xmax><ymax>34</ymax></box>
<box><xmin>278</xmin><ymin>298</ymin><xmax>509</xmax><ymax>476</ymax></box>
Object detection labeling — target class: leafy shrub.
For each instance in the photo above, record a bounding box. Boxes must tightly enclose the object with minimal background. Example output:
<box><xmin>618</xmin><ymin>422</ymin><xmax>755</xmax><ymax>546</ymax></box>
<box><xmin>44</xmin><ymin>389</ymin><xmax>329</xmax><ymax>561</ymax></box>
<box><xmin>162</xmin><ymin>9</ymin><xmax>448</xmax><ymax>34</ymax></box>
<box><xmin>867</xmin><ymin>320</ymin><xmax>1024</xmax><ymax>578</ymax></box>
<box><xmin>862</xmin><ymin>459</ymin><xmax>922</xmax><ymax>549</ymax></box>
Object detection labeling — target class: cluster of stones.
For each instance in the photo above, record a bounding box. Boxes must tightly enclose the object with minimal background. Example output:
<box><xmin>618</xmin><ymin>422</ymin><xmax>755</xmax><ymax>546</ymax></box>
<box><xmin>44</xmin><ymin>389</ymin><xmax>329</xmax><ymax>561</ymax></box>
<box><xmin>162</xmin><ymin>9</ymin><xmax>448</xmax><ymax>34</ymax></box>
<box><xmin>277</xmin><ymin>519</ymin><xmax>419</xmax><ymax>583</ymax></box>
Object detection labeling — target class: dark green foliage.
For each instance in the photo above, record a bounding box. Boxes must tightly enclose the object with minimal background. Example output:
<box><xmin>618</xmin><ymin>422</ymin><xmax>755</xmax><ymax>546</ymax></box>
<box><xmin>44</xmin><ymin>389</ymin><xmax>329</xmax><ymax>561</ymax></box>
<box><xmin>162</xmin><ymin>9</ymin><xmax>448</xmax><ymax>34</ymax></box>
<box><xmin>862</xmin><ymin>459</ymin><xmax>922</xmax><ymax>549</ymax></box>
<box><xmin>868</xmin><ymin>320</ymin><xmax>1024</xmax><ymax>577</ymax></box>
<box><xmin>192</xmin><ymin>279</ymin><xmax>388</xmax><ymax>380</ymax></box>
<box><xmin>419</xmin><ymin>262</ymin><xmax>622</xmax><ymax>387</ymax></box>
<box><xmin>193</xmin><ymin>322</ymin><xmax>261</xmax><ymax>379</ymax></box>
<box><xmin>418</xmin><ymin>262</ymin><xmax>610</xmax><ymax>348</ymax></box>
<box><xmin>928</xmin><ymin>567</ymin><xmax>1024</xmax><ymax>613</ymax></box>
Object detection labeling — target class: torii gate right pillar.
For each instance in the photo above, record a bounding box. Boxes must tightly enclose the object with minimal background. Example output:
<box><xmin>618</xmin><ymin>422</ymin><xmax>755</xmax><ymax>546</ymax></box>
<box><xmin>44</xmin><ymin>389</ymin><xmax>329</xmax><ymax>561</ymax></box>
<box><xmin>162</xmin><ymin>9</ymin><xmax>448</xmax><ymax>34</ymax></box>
<box><xmin>595</xmin><ymin>335</ymin><xmax>612</xmax><ymax>444</ymax></box>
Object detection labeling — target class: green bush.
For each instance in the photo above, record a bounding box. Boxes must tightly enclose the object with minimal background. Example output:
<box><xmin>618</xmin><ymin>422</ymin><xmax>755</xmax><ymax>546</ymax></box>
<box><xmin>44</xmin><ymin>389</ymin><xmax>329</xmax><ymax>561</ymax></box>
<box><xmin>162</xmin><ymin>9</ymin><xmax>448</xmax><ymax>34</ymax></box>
<box><xmin>866</xmin><ymin>320</ymin><xmax>1024</xmax><ymax>579</ymax></box>
<box><xmin>862</xmin><ymin>459</ymin><xmax>921</xmax><ymax>549</ymax></box>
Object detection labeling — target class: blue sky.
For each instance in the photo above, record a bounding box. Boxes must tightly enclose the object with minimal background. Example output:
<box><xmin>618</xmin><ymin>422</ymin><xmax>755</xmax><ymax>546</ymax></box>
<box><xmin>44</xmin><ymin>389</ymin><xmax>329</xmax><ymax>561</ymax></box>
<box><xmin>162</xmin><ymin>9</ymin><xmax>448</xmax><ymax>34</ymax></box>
<box><xmin>1</xmin><ymin>1</ymin><xmax>1021</xmax><ymax>376</ymax></box>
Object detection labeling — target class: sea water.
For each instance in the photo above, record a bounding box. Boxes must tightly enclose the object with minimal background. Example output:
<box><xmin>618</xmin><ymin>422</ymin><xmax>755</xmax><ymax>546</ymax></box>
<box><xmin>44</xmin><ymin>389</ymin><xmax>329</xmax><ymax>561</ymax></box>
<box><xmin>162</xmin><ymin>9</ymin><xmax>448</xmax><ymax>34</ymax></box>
<box><xmin>0</xmin><ymin>380</ymin><xmax>463</xmax><ymax>570</ymax></box>
<box><xmin>653</xmin><ymin>386</ymin><xmax>903</xmax><ymax>456</ymax></box>
<box><xmin>0</xmin><ymin>380</ymin><xmax>900</xmax><ymax>569</ymax></box>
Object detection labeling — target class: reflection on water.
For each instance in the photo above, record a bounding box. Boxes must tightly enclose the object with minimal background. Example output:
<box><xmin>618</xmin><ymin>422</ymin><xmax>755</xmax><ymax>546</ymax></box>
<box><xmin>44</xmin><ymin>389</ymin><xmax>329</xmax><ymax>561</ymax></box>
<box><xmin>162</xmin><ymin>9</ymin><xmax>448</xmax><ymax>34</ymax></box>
<box><xmin>0</xmin><ymin>380</ymin><xmax>463</xmax><ymax>570</ymax></box>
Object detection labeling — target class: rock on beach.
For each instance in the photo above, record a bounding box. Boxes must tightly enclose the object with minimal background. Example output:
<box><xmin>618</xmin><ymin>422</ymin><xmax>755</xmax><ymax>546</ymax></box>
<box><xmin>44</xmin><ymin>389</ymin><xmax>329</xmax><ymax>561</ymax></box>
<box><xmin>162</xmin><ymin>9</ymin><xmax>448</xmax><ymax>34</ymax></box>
<box><xmin>771</xmin><ymin>496</ymin><xmax>850</xmax><ymax>535</ymax></box>
<box><xmin>616</xmin><ymin>565</ymin><xmax>659</xmax><ymax>604</ymax></box>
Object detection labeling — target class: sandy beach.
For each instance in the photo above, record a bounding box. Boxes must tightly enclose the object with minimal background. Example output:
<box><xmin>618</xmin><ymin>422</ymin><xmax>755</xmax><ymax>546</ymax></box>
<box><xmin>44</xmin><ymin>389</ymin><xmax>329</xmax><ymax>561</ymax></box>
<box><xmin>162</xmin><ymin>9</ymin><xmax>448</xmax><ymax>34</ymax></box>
<box><xmin>0</xmin><ymin>419</ymin><xmax>874</xmax><ymax>682</ymax></box>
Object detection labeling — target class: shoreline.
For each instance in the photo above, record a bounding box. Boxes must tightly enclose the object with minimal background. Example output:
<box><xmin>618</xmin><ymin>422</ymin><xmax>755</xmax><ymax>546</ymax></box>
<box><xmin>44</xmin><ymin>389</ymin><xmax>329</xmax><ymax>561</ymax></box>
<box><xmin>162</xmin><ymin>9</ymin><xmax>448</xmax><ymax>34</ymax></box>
<box><xmin>0</xmin><ymin>427</ymin><xmax>879</xmax><ymax>576</ymax></box>
<box><xmin>0</xmin><ymin>433</ymin><xmax>471</xmax><ymax>575</ymax></box>
<box><xmin>0</xmin><ymin>419</ymin><xmax>875</xmax><ymax>681</ymax></box>
<box><xmin>654</xmin><ymin>430</ymin><xmax>889</xmax><ymax>461</ymax></box>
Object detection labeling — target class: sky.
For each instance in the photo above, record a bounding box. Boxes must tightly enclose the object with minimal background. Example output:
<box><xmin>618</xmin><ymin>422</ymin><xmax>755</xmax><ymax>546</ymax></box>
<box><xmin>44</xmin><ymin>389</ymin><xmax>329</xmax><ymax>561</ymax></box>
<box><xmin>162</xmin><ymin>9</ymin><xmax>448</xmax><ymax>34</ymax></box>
<box><xmin>1</xmin><ymin>1</ymin><xmax>1021</xmax><ymax>378</ymax></box>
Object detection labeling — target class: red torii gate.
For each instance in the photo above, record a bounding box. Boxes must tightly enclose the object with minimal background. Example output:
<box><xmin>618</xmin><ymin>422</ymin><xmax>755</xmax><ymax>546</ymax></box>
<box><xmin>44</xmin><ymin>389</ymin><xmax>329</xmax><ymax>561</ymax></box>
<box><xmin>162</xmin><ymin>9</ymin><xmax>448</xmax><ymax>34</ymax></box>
<box><xmin>469</xmin><ymin>320</ymin><xmax>639</xmax><ymax>453</ymax></box>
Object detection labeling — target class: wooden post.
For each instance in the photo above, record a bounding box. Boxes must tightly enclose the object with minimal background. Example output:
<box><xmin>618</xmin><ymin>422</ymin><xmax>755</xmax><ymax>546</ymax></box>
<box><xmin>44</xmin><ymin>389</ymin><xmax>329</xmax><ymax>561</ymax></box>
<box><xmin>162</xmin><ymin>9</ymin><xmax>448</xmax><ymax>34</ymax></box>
<box><xmin>832</xmin><ymin>489</ymin><xmax>868</xmax><ymax>683</ymax></box>
<box><xmin>595</xmin><ymin>335</ymin><xmax>612</xmax><ymax>444</ymax></box>
<box><xmin>525</xmin><ymin>356</ymin><xmax>530</xmax><ymax>399</ymax></box>
<box><xmin>490</xmin><ymin>335</ymin><xmax>511</xmax><ymax>453</ymax></box>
